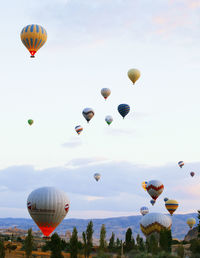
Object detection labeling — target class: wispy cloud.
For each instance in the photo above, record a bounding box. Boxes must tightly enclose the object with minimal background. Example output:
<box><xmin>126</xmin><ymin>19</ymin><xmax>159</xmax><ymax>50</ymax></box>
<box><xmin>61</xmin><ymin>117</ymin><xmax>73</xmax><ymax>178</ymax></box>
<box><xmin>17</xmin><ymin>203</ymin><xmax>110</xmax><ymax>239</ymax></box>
<box><xmin>62</xmin><ymin>137</ymin><xmax>82</xmax><ymax>148</ymax></box>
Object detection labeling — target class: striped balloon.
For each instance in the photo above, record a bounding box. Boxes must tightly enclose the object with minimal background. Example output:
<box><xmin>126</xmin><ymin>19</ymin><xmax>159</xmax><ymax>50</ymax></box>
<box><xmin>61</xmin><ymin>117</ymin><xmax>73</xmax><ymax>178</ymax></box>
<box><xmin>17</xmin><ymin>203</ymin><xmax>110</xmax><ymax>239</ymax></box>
<box><xmin>21</xmin><ymin>24</ymin><xmax>47</xmax><ymax>57</ymax></box>
<box><xmin>146</xmin><ymin>180</ymin><xmax>164</xmax><ymax>202</ymax></box>
<box><xmin>165</xmin><ymin>199</ymin><xmax>179</xmax><ymax>216</ymax></box>
<box><xmin>118</xmin><ymin>104</ymin><xmax>130</xmax><ymax>119</ymax></box>
<box><xmin>178</xmin><ymin>161</ymin><xmax>184</xmax><ymax>168</ymax></box>
<box><xmin>75</xmin><ymin>125</ymin><xmax>83</xmax><ymax>135</ymax></box>
<box><xmin>140</xmin><ymin>206</ymin><xmax>149</xmax><ymax>216</ymax></box>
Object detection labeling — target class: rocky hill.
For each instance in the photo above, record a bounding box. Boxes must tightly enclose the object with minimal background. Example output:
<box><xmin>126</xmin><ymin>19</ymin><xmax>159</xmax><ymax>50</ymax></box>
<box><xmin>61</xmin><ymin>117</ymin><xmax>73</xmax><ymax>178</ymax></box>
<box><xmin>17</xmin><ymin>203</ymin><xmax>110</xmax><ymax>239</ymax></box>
<box><xmin>184</xmin><ymin>227</ymin><xmax>198</xmax><ymax>241</ymax></box>
<box><xmin>0</xmin><ymin>213</ymin><xmax>198</xmax><ymax>240</ymax></box>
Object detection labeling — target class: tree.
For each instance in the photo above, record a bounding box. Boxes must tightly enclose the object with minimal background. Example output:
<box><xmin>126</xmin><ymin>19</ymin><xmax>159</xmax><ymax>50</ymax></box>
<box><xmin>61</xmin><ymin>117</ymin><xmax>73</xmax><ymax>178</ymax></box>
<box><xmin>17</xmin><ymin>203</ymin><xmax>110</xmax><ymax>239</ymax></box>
<box><xmin>124</xmin><ymin>228</ymin><xmax>135</xmax><ymax>253</ymax></box>
<box><xmin>177</xmin><ymin>245</ymin><xmax>184</xmax><ymax>258</ymax></box>
<box><xmin>82</xmin><ymin>221</ymin><xmax>94</xmax><ymax>258</ymax></box>
<box><xmin>198</xmin><ymin>210</ymin><xmax>200</xmax><ymax>238</ymax></box>
<box><xmin>108</xmin><ymin>232</ymin><xmax>115</xmax><ymax>252</ymax></box>
<box><xmin>24</xmin><ymin>229</ymin><xmax>34</xmax><ymax>258</ymax></box>
<box><xmin>49</xmin><ymin>233</ymin><xmax>64</xmax><ymax>258</ymax></box>
<box><xmin>136</xmin><ymin>234</ymin><xmax>145</xmax><ymax>252</ymax></box>
<box><xmin>99</xmin><ymin>224</ymin><xmax>107</xmax><ymax>251</ymax></box>
<box><xmin>0</xmin><ymin>239</ymin><xmax>5</xmax><ymax>258</ymax></box>
<box><xmin>148</xmin><ymin>235</ymin><xmax>158</xmax><ymax>254</ymax></box>
<box><xmin>69</xmin><ymin>227</ymin><xmax>78</xmax><ymax>258</ymax></box>
<box><xmin>190</xmin><ymin>239</ymin><xmax>200</xmax><ymax>254</ymax></box>
<box><xmin>159</xmin><ymin>229</ymin><xmax>172</xmax><ymax>253</ymax></box>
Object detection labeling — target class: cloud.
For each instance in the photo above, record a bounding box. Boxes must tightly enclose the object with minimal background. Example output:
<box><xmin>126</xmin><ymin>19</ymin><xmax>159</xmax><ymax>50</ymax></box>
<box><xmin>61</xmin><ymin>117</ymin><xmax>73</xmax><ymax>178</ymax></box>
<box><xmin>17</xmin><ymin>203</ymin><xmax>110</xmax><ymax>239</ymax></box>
<box><xmin>62</xmin><ymin>137</ymin><xmax>82</xmax><ymax>148</ymax></box>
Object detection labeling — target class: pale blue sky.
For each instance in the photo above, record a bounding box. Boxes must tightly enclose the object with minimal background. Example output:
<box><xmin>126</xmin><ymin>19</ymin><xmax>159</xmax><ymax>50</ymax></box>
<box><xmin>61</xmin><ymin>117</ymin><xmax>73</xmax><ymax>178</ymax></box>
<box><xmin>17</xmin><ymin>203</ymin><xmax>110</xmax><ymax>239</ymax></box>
<box><xmin>0</xmin><ymin>0</ymin><xmax>199</xmax><ymax>218</ymax></box>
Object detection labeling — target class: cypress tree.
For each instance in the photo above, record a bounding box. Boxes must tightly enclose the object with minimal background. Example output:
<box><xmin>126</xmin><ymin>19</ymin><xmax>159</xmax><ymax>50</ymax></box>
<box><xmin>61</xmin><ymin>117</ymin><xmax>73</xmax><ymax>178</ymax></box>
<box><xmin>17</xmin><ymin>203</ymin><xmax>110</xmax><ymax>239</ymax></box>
<box><xmin>0</xmin><ymin>239</ymin><xmax>5</xmax><ymax>258</ymax></box>
<box><xmin>82</xmin><ymin>232</ymin><xmax>87</xmax><ymax>258</ymax></box>
<box><xmin>149</xmin><ymin>234</ymin><xmax>158</xmax><ymax>254</ymax></box>
<box><xmin>198</xmin><ymin>210</ymin><xmax>200</xmax><ymax>238</ymax></box>
<box><xmin>24</xmin><ymin>229</ymin><xmax>33</xmax><ymax>258</ymax></box>
<box><xmin>108</xmin><ymin>232</ymin><xmax>115</xmax><ymax>252</ymax></box>
<box><xmin>49</xmin><ymin>233</ymin><xmax>64</xmax><ymax>258</ymax></box>
<box><xmin>86</xmin><ymin>221</ymin><xmax>94</xmax><ymax>257</ymax></box>
<box><xmin>124</xmin><ymin>228</ymin><xmax>134</xmax><ymax>252</ymax></box>
<box><xmin>69</xmin><ymin>227</ymin><xmax>78</xmax><ymax>258</ymax></box>
<box><xmin>99</xmin><ymin>224</ymin><xmax>107</xmax><ymax>251</ymax></box>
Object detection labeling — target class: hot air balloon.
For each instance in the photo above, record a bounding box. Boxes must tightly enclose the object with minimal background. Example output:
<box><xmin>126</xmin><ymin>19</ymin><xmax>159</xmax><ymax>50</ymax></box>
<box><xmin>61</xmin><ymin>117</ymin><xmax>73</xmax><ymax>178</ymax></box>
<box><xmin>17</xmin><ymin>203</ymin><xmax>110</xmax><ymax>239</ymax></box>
<box><xmin>165</xmin><ymin>199</ymin><xmax>179</xmax><ymax>216</ymax></box>
<box><xmin>150</xmin><ymin>199</ymin><xmax>156</xmax><ymax>206</ymax></box>
<box><xmin>75</xmin><ymin>125</ymin><xmax>83</xmax><ymax>135</ymax></box>
<box><xmin>146</xmin><ymin>180</ymin><xmax>164</xmax><ymax>203</ymax></box>
<box><xmin>118</xmin><ymin>104</ymin><xmax>130</xmax><ymax>119</ymax></box>
<box><xmin>178</xmin><ymin>161</ymin><xmax>184</xmax><ymax>168</ymax></box>
<box><xmin>187</xmin><ymin>218</ymin><xmax>196</xmax><ymax>229</ymax></box>
<box><xmin>27</xmin><ymin>187</ymin><xmax>70</xmax><ymax>237</ymax></box>
<box><xmin>21</xmin><ymin>24</ymin><xmax>47</xmax><ymax>58</ymax></box>
<box><xmin>101</xmin><ymin>88</ymin><xmax>111</xmax><ymax>100</ymax></box>
<box><xmin>142</xmin><ymin>181</ymin><xmax>148</xmax><ymax>191</ymax></box>
<box><xmin>127</xmin><ymin>69</ymin><xmax>141</xmax><ymax>84</ymax></box>
<box><xmin>28</xmin><ymin>119</ymin><xmax>34</xmax><ymax>126</ymax></box>
<box><xmin>190</xmin><ymin>172</ymin><xmax>195</xmax><ymax>177</ymax></box>
<box><xmin>164</xmin><ymin>197</ymin><xmax>169</xmax><ymax>203</ymax></box>
<box><xmin>105</xmin><ymin>116</ymin><xmax>113</xmax><ymax>125</ymax></box>
<box><xmin>140</xmin><ymin>207</ymin><xmax>149</xmax><ymax>216</ymax></box>
<box><xmin>94</xmin><ymin>173</ymin><xmax>101</xmax><ymax>182</ymax></box>
<box><xmin>82</xmin><ymin>108</ymin><xmax>94</xmax><ymax>123</ymax></box>
<box><xmin>140</xmin><ymin>213</ymin><xmax>172</xmax><ymax>237</ymax></box>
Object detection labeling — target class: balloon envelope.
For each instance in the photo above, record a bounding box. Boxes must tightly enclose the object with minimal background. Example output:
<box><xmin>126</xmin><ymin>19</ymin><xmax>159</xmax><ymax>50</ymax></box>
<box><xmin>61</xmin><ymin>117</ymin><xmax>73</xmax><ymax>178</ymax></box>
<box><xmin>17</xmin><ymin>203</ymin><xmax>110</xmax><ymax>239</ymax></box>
<box><xmin>101</xmin><ymin>88</ymin><xmax>111</xmax><ymax>100</ymax></box>
<box><xmin>178</xmin><ymin>161</ymin><xmax>184</xmax><ymax>168</ymax></box>
<box><xmin>187</xmin><ymin>218</ymin><xmax>196</xmax><ymax>229</ymax></box>
<box><xmin>140</xmin><ymin>213</ymin><xmax>172</xmax><ymax>237</ymax></box>
<box><xmin>27</xmin><ymin>187</ymin><xmax>70</xmax><ymax>237</ymax></box>
<box><xmin>190</xmin><ymin>172</ymin><xmax>195</xmax><ymax>177</ymax></box>
<box><xmin>140</xmin><ymin>207</ymin><xmax>149</xmax><ymax>216</ymax></box>
<box><xmin>82</xmin><ymin>108</ymin><xmax>94</xmax><ymax>123</ymax></box>
<box><xmin>118</xmin><ymin>104</ymin><xmax>130</xmax><ymax>118</ymax></box>
<box><xmin>28</xmin><ymin>119</ymin><xmax>34</xmax><ymax>126</ymax></box>
<box><xmin>105</xmin><ymin>115</ymin><xmax>113</xmax><ymax>125</ymax></box>
<box><xmin>21</xmin><ymin>24</ymin><xmax>47</xmax><ymax>57</ymax></box>
<box><xmin>127</xmin><ymin>69</ymin><xmax>141</xmax><ymax>84</ymax></box>
<box><xmin>164</xmin><ymin>197</ymin><xmax>169</xmax><ymax>203</ymax></box>
<box><xmin>146</xmin><ymin>180</ymin><xmax>164</xmax><ymax>201</ymax></box>
<box><xmin>75</xmin><ymin>125</ymin><xmax>83</xmax><ymax>135</ymax></box>
<box><xmin>94</xmin><ymin>173</ymin><xmax>101</xmax><ymax>181</ymax></box>
<box><xmin>142</xmin><ymin>181</ymin><xmax>148</xmax><ymax>191</ymax></box>
<box><xmin>165</xmin><ymin>199</ymin><xmax>179</xmax><ymax>216</ymax></box>
<box><xmin>150</xmin><ymin>199</ymin><xmax>156</xmax><ymax>206</ymax></box>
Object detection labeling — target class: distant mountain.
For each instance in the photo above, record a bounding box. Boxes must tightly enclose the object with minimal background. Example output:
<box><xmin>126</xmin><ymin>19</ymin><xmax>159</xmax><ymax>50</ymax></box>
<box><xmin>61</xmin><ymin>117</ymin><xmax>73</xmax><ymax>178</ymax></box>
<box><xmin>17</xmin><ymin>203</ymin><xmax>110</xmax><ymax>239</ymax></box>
<box><xmin>0</xmin><ymin>213</ymin><xmax>198</xmax><ymax>240</ymax></box>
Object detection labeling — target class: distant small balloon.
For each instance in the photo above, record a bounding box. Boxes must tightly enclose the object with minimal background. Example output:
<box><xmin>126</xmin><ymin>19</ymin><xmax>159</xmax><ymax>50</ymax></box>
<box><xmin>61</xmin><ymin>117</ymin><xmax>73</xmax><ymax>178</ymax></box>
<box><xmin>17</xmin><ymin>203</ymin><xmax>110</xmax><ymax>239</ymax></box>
<box><xmin>82</xmin><ymin>108</ymin><xmax>94</xmax><ymax>123</ymax></box>
<box><xmin>140</xmin><ymin>206</ymin><xmax>149</xmax><ymax>216</ymax></box>
<box><xmin>187</xmin><ymin>218</ymin><xmax>196</xmax><ymax>229</ymax></box>
<box><xmin>178</xmin><ymin>161</ymin><xmax>184</xmax><ymax>168</ymax></box>
<box><xmin>127</xmin><ymin>69</ymin><xmax>141</xmax><ymax>84</ymax></box>
<box><xmin>75</xmin><ymin>125</ymin><xmax>83</xmax><ymax>135</ymax></box>
<box><xmin>105</xmin><ymin>116</ymin><xmax>113</xmax><ymax>125</ymax></box>
<box><xmin>164</xmin><ymin>197</ymin><xmax>169</xmax><ymax>203</ymax></box>
<box><xmin>142</xmin><ymin>181</ymin><xmax>148</xmax><ymax>191</ymax></box>
<box><xmin>190</xmin><ymin>172</ymin><xmax>195</xmax><ymax>177</ymax></box>
<box><xmin>94</xmin><ymin>173</ymin><xmax>101</xmax><ymax>182</ymax></box>
<box><xmin>150</xmin><ymin>199</ymin><xmax>156</xmax><ymax>206</ymax></box>
<box><xmin>101</xmin><ymin>88</ymin><xmax>111</xmax><ymax>100</ymax></box>
<box><xmin>28</xmin><ymin>119</ymin><xmax>34</xmax><ymax>126</ymax></box>
<box><xmin>118</xmin><ymin>104</ymin><xmax>130</xmax><ymax>119</ymax></box>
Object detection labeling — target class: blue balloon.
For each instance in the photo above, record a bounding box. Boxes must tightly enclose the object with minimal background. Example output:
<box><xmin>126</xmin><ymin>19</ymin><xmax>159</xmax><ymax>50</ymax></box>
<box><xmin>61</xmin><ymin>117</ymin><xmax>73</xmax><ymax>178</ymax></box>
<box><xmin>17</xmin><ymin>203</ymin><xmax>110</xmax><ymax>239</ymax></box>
<box><xmin>118</xmin><ymin>104</ymin><xmax>130</xmax><ymax>118</ymax></box>
<box><xmin>150</xmin><ymin>199</ymin><xmax>156</xmax><ymax>206</ymax></box>
<box><xmin>164</xmin><ymin>197</ymin><xmax>169</xmax><ymax>203</ymax></box>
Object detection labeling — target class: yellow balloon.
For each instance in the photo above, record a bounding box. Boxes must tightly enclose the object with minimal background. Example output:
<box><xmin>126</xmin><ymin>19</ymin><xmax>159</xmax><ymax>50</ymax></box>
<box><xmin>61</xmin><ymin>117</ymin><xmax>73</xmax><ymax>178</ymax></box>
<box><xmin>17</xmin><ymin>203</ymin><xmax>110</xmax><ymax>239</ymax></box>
<box><xmin>21</xmin><ymin>24</ymin><xmax>47</xmax><ymax>57</ymax></box>
<box><xmin>187</xmin><ymin>218</ymin><xmax>196</xmax><ymax>229</ymax></box>
<box><xmin>142</xmin><ymin>181</ymin><xmax>148</xmax><ymax>191</ymax></box>
<box><xmin>165</xmin><ymin>199</ymin><xmax>179</xmax><ymax>216</ymax></box>
<box><xmin>127</xmin><ymin>69</ymin><xmax>141</xmax><ymax>84</ymax></box>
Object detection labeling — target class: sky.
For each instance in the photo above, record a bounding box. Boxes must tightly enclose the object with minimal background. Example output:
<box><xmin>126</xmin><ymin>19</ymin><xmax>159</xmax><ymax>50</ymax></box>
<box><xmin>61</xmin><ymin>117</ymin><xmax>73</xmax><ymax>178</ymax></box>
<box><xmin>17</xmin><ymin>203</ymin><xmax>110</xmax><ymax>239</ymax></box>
<box><xmin>0</xmin><ymin>0</ymin><xmax>199</xmax><ymax>219</ymax></box>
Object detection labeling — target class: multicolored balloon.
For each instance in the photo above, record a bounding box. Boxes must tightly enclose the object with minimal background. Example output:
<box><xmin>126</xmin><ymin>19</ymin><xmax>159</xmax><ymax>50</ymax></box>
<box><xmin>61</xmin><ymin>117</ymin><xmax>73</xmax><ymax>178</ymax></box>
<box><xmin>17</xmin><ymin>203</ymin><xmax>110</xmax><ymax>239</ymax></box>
<box><xmin>118</xmin><ymin>104</ymin><xmax>130</xmax><ymax>119</ymax></box>
<box><xmin>187</xmin><ymin>218</ymin><xmax>196</xmax><ymax>229</ymax></box>
<box><xmin>178</xmin><ymin>161</ymin><xmax>184</xmax><ymax>168</ymax></box>
<box><xmin>21</xmin><ymin>24</ymin><xmax>47</xmax><ymax>58</ymax></box>
<box><xmin>146</xmin><ymin>180</ymin><xmax>164</xmax><ymax>202</ymax></box>
<box><xmin>142</xmin><ymin>181</ymin><xmax>148</xmax><ymax>191</ymax></box>
<box><xmin>94</xmin><ymin>173</ymin><xmax>101</xmax><ymax>182</ymax></box>
<box><xmin>150</xmin><ymin>199</ymin><xmax>156</xmax><ymax>206</ymax></box>
<box><xmin>82</xmin><ymin>108</ymin><xmax>94</xmax><ymax>123</ymax></box>
<box><xmin>140</xmin><ymin>207</ymin><xmax>149</xmax><ymax>216</ymax></box>
<box><xmin>75</xmin><ymin>125</ymin><xmax>83</xmax><ymax>135</ymax></box>
<box><xmin>101</xmin><ymin>88</ymin><xmax>111</xmax><ymax>100</ymax></box>
<box><xmin>190</xmin><ymin>172</ymin><xmax>195</xmax><ymax>177</ymax></box>
<box><xmin>140</xmin><ymin>213</ymin><xmax>172</xmax><ymax>237</ymax></box>
<box><xmin>127</xmin><ymin>69</ymin><xmax>141</xmax><ymax>84</ymax></box>
<box><xmin>165</xmin><ymin>199</ymin><xmax>179</xmax><ymax>216</ymax></box>
<box><xmin>28</xmin><ymin>119</ymin><xmax>34</xmax><ymax>126</ymax></box>
<box><xmin>27</xmin><ymin>187</ymin><xmax>70</xmax><ymax>237</ymax></box>
<box><xmin>105</xmin><ymin>115</ymin><xmax>113</xmax><ymax>125</ymax></box>
<box><xmin>164</xmin><ymin>197</ymin><xmax>169</xmax><ymax>203</ymax></box>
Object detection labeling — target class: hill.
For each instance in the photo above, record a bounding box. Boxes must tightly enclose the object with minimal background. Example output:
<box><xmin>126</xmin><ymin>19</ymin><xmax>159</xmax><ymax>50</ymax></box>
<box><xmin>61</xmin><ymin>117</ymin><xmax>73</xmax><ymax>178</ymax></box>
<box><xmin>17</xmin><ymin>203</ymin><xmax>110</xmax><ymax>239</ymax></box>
<box><xmin>0</xmin><ymin>213</ymin><xmax>198</xmax><ymax>240</ymax></box>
